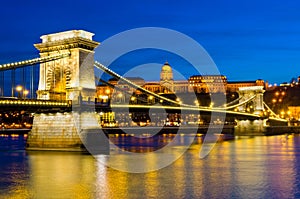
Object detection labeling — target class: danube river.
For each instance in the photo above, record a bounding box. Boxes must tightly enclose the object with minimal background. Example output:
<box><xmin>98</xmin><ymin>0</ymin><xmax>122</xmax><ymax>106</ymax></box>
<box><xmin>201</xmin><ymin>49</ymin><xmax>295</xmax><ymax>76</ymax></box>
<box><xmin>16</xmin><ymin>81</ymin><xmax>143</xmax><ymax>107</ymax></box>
<box><xmin>1</xmin><ymin>133</ymin><xmax>300</xmax><ymax>198</ymax></box>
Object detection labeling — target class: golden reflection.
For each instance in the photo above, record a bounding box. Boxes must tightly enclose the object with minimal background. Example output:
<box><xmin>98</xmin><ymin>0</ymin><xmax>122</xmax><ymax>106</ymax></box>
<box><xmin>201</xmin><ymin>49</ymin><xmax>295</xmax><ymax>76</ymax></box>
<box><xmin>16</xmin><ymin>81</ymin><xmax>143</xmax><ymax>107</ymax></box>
<box><xmin>173</xmin><ymin>154</ymin><xmax>185</xmax><ymax>198</ymax></box>
<box><xmin>23</xmin><ymin>152</ymin><xmax>96</xmax><ymax>199</ymax></box>
<box><xmin>101</xmin><ymin>164</ymin><xmax>130</xmax><ymax>198</ymax></box>
<box><xmin>2</xmin><ymin>134</ymin><xmax>300</xmax><ymax>198</ymax></box>
<box><xmin>145</xmin><ymin>171</ymin><xmax>159</xmax><ymax>198</ymax></box>
<box><xmin>94</xmin><ymin>156</ymin><xmax>110</xmax><ymax>198</ymax></box>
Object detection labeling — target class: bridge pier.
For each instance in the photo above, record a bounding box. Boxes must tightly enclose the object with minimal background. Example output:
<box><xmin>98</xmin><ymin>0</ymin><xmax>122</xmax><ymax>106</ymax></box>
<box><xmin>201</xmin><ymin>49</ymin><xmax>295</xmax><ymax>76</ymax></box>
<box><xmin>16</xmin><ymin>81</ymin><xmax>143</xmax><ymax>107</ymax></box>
<box><xmin>26</xmin><ymin>112</ymin><xmax>82</xmax><ymax>151</ymax></box>
<box><xmin>27</xmin><ymin>111</ymin><xmax>109</xmax><ymax>154</ymax></box>
<box><xmin>234</xmin><ymin>119</ymin><xmax>267</xmax><ymax>135</ymax></box>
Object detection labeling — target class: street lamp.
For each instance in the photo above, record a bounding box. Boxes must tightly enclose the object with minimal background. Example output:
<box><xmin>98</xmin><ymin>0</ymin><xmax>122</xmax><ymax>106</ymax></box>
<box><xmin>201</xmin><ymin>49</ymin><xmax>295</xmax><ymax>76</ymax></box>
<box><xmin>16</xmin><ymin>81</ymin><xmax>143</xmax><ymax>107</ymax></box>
<box><xmin>131</xmin><ymin>96</ymin><xmax>136</xmax><ymax>103</ymax></box>
<box><xmin>23</xmin><ymin>90</ymin><xmax>29</xmax><ymax>99</ymax></box>
<box><xmin>16</xmin><ymin>86</ymin><xmax>23</xmax><ymax>98</ymax></box>
<box><xmin>176</xmin><ymin>98</ymin><xmax>182</xmax><ymax>104</ymax></box>
<box><xmin>148</xmin><ymin>95</ymin><xmax>154</xmax><ymax>104</ymax></box>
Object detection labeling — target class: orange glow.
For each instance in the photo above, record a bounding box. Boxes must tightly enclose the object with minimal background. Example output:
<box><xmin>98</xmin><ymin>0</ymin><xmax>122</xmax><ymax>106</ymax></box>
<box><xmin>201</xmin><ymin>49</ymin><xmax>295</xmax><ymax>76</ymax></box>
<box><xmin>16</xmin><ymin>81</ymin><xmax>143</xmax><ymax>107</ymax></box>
<box><xmin>16</xmin><ymin>85</ymin><xmax>23</xmax><ymax>92</ymax></box>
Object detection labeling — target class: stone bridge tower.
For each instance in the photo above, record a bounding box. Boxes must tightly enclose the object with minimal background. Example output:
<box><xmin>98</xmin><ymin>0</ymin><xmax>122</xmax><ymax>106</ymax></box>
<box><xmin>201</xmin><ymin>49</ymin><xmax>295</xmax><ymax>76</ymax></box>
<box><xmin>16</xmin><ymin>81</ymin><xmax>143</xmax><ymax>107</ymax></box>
<box><xmin>238</xmin><ymin>86</ymin><xmax>265</xmax><ymax>115</ymax></box>
<box><xmin>34</xmin><ymin>30</ymin><xmax>99</xmax><ymax>102</ymax></box>
<box><xmin>27</xmin><ymin>30</ymin><xmax>108</xmax><ymax>153</ymax></box>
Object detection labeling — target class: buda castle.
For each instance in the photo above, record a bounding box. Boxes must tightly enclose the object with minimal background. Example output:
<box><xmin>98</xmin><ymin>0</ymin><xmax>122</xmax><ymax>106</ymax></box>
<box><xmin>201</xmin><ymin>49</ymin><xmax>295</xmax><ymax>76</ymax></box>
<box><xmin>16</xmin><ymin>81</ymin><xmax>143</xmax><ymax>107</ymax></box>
<box><xmin>96</xmin><ymin>62</ymin><xmax>266</xmax><ymax>101</ymax></box>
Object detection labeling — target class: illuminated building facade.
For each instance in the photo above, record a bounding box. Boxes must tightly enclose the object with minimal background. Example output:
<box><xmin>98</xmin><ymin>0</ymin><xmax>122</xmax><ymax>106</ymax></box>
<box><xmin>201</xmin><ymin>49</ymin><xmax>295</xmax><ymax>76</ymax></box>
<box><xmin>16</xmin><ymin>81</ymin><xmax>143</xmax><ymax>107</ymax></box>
<box><xmin>96</xmin><ymin>77</ymin><xmax>145</xmax><ymax>103</ymax></box>
<box><xmin>227</xmin><ymin>79</ymin><xmax>265</xmax><ymax>92</ymax></box>
<box><xmin>288</xmin><ymin>106</ymin><xmax>300</xmax><ymax>121</ymax></box>
<box><xmin>188</xmin><ymin>75</ymin><xmax>227</xmax><ymax>93</ymax></box>
<box><xmin>96</xmin><ymin>62</ymin><xmax>266</xmax><ymax>99</ymax></box>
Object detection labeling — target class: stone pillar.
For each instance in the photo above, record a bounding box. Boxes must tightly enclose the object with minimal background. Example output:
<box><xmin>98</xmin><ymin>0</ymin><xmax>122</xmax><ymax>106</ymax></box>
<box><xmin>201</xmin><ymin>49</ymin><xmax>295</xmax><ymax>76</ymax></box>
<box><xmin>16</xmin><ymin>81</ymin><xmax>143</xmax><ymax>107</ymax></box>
<box><xmin>34</xmin><ymin>30</ymin><xmax>99</xmax><ymax>101</ymax></box>
<box><xmin>234</xmin><ymin>119</ymin><xmax>267</xmax><ymax>135</ymax></box>
<box><xmin>253</xmin><ymin>91</ymin><xmax>264</xmax><ymax>115</ymax></box>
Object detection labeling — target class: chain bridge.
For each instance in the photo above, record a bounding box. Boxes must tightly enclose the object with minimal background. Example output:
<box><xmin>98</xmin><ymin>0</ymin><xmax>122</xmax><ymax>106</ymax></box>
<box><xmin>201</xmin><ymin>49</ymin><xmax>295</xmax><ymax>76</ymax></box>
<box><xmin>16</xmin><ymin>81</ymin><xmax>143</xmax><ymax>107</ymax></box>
<box><xmin>0</xmin><ymin>30</ymin><xmax>287</xmax><ymax>152</ymax></box>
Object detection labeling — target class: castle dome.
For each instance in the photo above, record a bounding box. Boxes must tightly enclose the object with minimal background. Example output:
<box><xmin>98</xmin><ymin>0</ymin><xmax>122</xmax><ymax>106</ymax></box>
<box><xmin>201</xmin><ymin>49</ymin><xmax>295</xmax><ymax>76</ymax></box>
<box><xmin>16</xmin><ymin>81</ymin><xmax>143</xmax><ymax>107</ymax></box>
<box><xmin>160</xmin><ymin>61</ymin><xmax>174</xmax><ymax>93</ymax></box>
<box><xmin>161</xmin><ymin>61</ymin><xmax>172</xmax><ymax>72</ymax></box>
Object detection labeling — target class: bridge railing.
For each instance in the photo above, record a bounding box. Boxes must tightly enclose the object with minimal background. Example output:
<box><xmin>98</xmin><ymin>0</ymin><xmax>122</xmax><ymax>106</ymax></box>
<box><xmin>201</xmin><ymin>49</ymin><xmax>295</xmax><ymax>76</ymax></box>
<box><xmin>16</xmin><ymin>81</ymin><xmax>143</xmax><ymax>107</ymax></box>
<box><xmin>0</xmin><ymin>98</ymin><xmax>71</xmax><ymax>107</ymax></box>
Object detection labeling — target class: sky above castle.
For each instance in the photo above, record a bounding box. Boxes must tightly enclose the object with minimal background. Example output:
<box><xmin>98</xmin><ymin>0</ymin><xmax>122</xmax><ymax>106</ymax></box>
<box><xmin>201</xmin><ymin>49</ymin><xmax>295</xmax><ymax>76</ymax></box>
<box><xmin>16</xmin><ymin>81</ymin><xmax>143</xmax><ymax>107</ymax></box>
<box><xmin>0</xmin><ymin>0</ymin><xmax>300</xmax><ymax>84</ymax></box>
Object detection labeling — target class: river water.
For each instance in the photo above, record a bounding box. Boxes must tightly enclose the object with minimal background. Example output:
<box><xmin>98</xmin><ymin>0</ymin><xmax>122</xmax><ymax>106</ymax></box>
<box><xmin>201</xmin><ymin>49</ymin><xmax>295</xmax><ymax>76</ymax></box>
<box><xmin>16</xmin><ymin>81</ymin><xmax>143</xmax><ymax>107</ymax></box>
<box><xmin>1</xmin><ymin>133</ymin><xmax>300</xmax><ymax>199</ymax></box>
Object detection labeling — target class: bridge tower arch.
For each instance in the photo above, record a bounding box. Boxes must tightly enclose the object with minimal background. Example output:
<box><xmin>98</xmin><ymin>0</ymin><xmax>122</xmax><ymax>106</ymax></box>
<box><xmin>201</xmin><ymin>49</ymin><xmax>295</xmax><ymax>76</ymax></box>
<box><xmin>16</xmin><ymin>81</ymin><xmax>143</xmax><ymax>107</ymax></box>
<box><xmin>234</xmin><ymin>86</ymin><xmax>266</xmax><ymax>135</ymax></box>
<box><xmin>34</xmin><ymin>30</ymin><xmax>99</xmax><ymax>102</ymax></box>
<box><xmin>238</xmin><ymin>86</ymin><xmax>265</xmax><ymax>115</ymax></box>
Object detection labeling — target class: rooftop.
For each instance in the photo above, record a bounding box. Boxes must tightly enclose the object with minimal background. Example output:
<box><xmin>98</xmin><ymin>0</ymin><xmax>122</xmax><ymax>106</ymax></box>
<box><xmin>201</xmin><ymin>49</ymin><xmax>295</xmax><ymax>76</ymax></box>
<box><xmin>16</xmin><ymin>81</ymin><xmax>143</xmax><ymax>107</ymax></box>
<box><xmin>40</xmin><ymin>30</ymin><xmax>94</xmax><ymax>43</ymax></box>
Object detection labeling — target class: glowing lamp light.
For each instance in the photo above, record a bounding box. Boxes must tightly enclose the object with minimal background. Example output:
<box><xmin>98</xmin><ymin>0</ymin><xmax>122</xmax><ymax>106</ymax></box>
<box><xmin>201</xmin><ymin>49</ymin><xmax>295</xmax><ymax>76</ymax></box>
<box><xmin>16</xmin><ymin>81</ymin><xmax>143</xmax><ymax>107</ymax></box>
<box><xmin>16</xmin><ymin>86</ymin><xmax>23</xmax><ymax>92</ymax></box>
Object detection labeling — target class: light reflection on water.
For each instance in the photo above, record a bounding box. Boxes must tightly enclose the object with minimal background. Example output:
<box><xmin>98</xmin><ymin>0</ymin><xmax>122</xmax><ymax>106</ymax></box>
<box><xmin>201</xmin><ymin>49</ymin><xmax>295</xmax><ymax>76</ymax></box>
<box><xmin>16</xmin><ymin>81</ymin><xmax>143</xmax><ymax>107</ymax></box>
<box><xmin>1</xmin><ymin>134</ymin><xmax>300</xmax><ymax>198</ymax></box>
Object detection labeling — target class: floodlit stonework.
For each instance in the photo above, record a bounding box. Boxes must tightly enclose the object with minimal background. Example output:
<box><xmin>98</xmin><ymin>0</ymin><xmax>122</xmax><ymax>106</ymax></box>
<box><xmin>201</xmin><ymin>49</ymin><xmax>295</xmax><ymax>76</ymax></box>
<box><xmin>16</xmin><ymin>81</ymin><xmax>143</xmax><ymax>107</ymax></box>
<box><xmin>27</xmin><ymin>30</ymin><xmax>108</xmax><ymax>153</ymax></box>
<box><xmin>34</xmin><ymin>30</ymin><xmax>99</xmax><ymax>102</ymax></box>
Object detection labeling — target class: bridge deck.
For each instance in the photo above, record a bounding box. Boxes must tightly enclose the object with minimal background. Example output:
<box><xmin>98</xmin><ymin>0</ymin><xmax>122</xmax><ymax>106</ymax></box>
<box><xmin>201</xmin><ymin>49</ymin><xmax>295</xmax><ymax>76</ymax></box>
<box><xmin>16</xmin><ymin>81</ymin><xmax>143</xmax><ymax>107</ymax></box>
<box><xmin>0</xmin><ymin>98</ymin><xmax>71</xmax><ymax>112</ymax></box>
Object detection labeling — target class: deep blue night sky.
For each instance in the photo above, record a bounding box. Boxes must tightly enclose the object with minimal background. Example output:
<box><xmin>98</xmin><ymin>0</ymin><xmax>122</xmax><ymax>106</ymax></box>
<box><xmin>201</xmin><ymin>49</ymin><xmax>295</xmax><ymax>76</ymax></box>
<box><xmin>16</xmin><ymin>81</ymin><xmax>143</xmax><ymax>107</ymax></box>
<box><xmin>0</xmin><ymin>0</ymin><xmax>300</xmax><ymax>84</ymax></box>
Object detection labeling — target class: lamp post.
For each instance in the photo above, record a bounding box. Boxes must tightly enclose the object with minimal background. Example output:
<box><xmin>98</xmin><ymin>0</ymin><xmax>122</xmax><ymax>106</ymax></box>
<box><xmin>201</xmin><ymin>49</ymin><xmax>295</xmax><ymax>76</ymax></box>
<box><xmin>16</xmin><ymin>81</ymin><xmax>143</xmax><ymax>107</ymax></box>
<box><xmin>23</xmin><ymin>90</ymin><xmax>29</xmax><ymax>99</ymax></box>
<box><xmin>16</xmin><ymin>86</ymin><xmax>23</xmax><ymax>99</ymax></box>
<box><xmin>148</xmin><ymin>95</ymin><xmax>154</xmax><ymax>104</ymax></box>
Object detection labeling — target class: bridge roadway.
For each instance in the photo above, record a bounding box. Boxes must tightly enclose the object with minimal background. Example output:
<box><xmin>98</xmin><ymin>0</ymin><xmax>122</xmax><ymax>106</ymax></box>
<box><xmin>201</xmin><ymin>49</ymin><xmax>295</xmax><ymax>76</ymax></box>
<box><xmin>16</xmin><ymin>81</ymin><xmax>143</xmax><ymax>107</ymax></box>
<box><xmin>0</xmin><ymin>98</ymin><xmax>264</xmax><ymax>120</ymax></box>
<box><xmin>0</xmin><ymin>98</ymin><xmax>290</xmax><ymax>136</ymax></box>
<box><xmin>104</xmin><ymin>104</ymin><xmax>264</xmax><ymax>120</ymax></box>
<box><xmin>0</xmin><ymin>98</ymin><xmax>71</xmax><ymax>112</ymax></box>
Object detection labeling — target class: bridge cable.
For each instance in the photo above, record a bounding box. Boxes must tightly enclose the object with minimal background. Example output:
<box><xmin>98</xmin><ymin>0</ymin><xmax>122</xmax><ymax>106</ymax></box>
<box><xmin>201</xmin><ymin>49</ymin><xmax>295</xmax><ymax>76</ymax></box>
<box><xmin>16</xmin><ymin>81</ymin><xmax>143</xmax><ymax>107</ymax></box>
<box><xmin>97</xmin><ymin>78</ymin><xmax>149</xmax><ymax>103</ymax></box>
<box><xmin>0</xmin><ymin>52</ymin><xmax>70</xmax><ymax>71</ymax></box>
<box><xmin>219</xmin><ymin>94</ymin><xmax>257</xmax><ymax>110</ymax></box>
<box><xmin>0</xmin><ymin>71</ymin><xmax>3</xmax><ymax>96</ymax></box>
<box><xmin>94</xmin><ymin>61</ymin><xmax>261</xmax><ymax>112</ymax></box>
<box><xmin>94</xmin><ymin>61</ymin><xmax>188</xmax><ymax>107</ymax></box>
<box><xmin>95</xmin><ymin>61</ymin><xmax>220</xmax><ymax>109</ymax></box>
<box><xmin>263</xmin><ymin>102</ymin><xmax>280</xmax><ymax>118</ymax></box>
<box><xmin>217</xmin><ymin>95</ymin><xmax>244</xmax><ymax>108</ymax></box>
<box><xmin>11</xmin><ymin>68</ymin><xmax>15</xmax><ymax>97</ymax></box>
<box><xmin>22</xmin><ymin>67</ymin><xmax>26</xmax><ymax>98</ymax></box>
<box><xmin>30</xmin><ymin>65</ymin><xmax>34</xmax><ymax>99</ymax></box>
